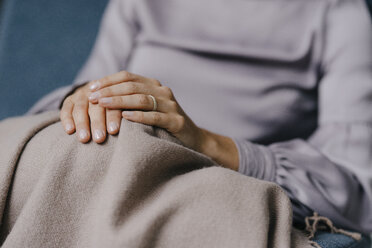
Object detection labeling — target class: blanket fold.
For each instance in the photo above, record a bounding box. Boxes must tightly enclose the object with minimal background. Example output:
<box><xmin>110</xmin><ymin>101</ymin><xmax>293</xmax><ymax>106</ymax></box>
<box><xmin>0</xmin><ymin>112</ymin><xmax>312</xmax><ymax>248</ymax></box>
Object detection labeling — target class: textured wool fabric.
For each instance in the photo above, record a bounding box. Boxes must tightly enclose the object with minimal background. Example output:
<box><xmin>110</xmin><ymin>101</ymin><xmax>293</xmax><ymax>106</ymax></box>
<box><xmin>0</xmin><ymin>112</ymin><xmax>313</xmax><ymax>247</ymax></box>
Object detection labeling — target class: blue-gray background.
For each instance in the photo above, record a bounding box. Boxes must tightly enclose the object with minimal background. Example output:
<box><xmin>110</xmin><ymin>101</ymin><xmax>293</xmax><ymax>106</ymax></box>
<box><xmin>0</xmin><ymin>0</ymin><xmax>109</xmax><ymax>120</ymax></box>
<box><xmin>0</xmin><ymin>0</ymin><xmax>371</xmax><ymax>120</ymax></box>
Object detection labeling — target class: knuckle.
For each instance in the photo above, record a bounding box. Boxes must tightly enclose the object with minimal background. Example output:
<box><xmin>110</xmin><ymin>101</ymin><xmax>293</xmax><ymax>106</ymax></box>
<box><xmin>175</xmin><ymin>115</ymin><xmax>186</xmax><ymax>132</ymax></box>
<box><xmin>60</xmin><ymin>107</ymin><xmax>71</xmax><ymax>116</ymax></box>
<box><xmin>78</xmin><ymin>86</ymin><xmax>89</xmax><ymax>94</ymax></box>
<box><xmin>76</xmin><ymin>91</ymin><xmax>88</xmax><ymax>99</ymax></box>
<box><xmin>74</xmin><ymin>90</ymin><xmax>83</xmax><ymax>98</ymax></box>
<box><xmin>101</xmin><ymin>75</ymin><xmax>110</xmax><ymax>84</ymax></box>
<box><xmin>168</xmin><ymin>100</ymin><xmax>178</xmax><ymax>111</ymax></box>
<box><xmin>74</xmin><ymin>105</ymin><xmax>83</xmax><ymax>112</ymax></box>
<box><xmin>100</xmin><ymin>88</ymin><xmax>110</xmax><ymax>96</ymax></box>
<box><xmin>87</xmin><ymin>81</ymin><xmax>95</xmax><ymax>87</ymax></box>
<box><xmin>61</xmin><ymin>100</ymin><xmax>71</xmax><ymax>110</ymax></box>
<box><xmin>112</xmin><ymin>96</ymin><xmax>126</xmax><ymax>106</ymax></box>
<box><xmin>87</xmin><ymin>81</ymin><xmax>97</xmax><ymax>89</ymax></box>
<box><xmin>74</xmin><ymin>102</ymin><xmax>87</xmax><ymax>110</ymax></box>
<box><xmin>74</xmin><ymin>106</ymin><xmax>87</xmax><ymax>117</ymax></box>
<box><xmin>114</xmin><ymin>97</ymin><xmax>124</xmax><ymax>106</ymax></box>
<box><xmin>161</xmin><ymin>86</ymin><xmax>173</xmax><ymax>98</ymax></box>
<box><xmin>126</xmin><ymin>83</ymin><xmax>137</xmax><ymax>93</ymax></box>
<box><xmin>152</xmin><ymin>79</ymin><xmax>162</xmax><ymax>86</ymax></box>
<box><xmin>137</xmin><ymin>112</ymin><xmax>145</xmax><ymax>122</ymax></box>
<box><xmin>139</xmin><ymin>95</ymin><xmax>150</xmax><ymax>106</ymax></box>
<box><xmin>152</xmin><ymin>113</ymin><xmax>161</xmax><ymax>123</ymax></box>
<box><xmin>120</xmin><ymin>70</ymin><xmax>131</xmax><ymax>80</ymax></box>
<box><xmin>64</xmin><ymin>95</ymin><xmax>73</xmax><ymax>103</ymax></box>
<box><xmin>91</xmin><ymin>109</ymin><xmax>105</xmax><ymax>122</ymax></box>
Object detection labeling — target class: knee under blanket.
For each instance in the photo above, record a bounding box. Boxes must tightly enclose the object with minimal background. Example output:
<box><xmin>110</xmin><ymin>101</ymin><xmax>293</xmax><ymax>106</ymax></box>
<box><xmin>0</xmin><ymin>112</ymin><xmax>313</xmax><ymax>248</ymax></box>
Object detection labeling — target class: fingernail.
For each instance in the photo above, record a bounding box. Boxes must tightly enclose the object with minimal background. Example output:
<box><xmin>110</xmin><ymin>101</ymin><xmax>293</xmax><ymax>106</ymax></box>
<box><xmin>94</xmin><ymin>129</ymin><xmax>105</xmax><ymax>140</ymax></box>
<box><xmin>89</xmin><ymin>81</ymin><xmax>101</xmax><ymax>91</ymax></box>
<box><xmin>65</xmin><ymin>123</ymin><xmax>74</xmax><ymax>132</ymax></box>
<box><xmin>89</xmin><ymin>92</ymin><xmax>100</xmax><ymax>102</ymax></box>
<box><xmin>123</xmin><ymin>111</ymin><xmax>133</xmax><ymax>117</ymax></box>
<box><xmin>100</xmin><ymin>97</ymin><xmax>112</xmax><ymax>104</ymax></box>
<box><xmin>79</xmin><ymin>129</ymin><xmax>89</xmax><ymax>140</ymax></box>
<box><xmin>108</xmin><ymin>122</ymin><xmax>119</xmax><ymax>133</ymax></box>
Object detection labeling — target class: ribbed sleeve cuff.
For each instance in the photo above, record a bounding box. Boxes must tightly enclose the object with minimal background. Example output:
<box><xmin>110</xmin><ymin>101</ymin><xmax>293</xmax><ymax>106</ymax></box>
<box><xmin>232</xmin><ymin>138</ymin><xmax>277</xmax><ymax>182</ymax></box>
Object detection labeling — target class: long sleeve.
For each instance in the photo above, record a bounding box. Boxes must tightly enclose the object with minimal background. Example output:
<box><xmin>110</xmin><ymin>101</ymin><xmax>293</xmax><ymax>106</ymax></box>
<box><xmin>234</xmin><ymin>0</ymin><xmax>372</xmax><ymax>234</ymax></box>
<box><xmin>28</xmin><ymin>0</ymin><xmax>138</xmax><ymax>114</ymax></box>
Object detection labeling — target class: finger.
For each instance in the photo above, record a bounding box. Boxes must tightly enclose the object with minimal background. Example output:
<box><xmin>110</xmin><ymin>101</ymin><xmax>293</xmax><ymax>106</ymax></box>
<box><xmin>72</xmin><ymin>98</ymin><xmax>91</xmax><ymax>143</ymax></box>
<box><xmin>89</xmin><ymin>71</ymin><xmax>138</xmax><ymax>91</ymax></box>
<box><xmin>60</xmin><ymin>97</ymin><xmax>75</xmax><ymax>134</ymax></box>
<box><xmin>122</xmin><ymin>111</ymin><xmax>173</xmax><ymax>131</ymax></box>
<box><xmin>106</xmin><ymin>109</ymin><xmax>122</xmax><ymax>135</ymax></box>
<box><xmin>88</xmin><ymin>82</ymin><xmax>160</xmax><ymax>103</ymax></box>
<box><xmin>88</xmin><ymin>103</ymin><xmax>107</xmax><ymax>144</ymax></box>
<box><xmin>98</xmin><ymin>94</ymin><xmax>174</xmax><ymax>113</ymax></box>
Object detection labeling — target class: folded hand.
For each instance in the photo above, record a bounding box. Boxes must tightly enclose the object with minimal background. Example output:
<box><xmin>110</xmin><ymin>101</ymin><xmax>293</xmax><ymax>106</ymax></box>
<box><xmin>60</xmin><ymin>71</ymin><xmax>205</xmax><ymax>152</ymax></box>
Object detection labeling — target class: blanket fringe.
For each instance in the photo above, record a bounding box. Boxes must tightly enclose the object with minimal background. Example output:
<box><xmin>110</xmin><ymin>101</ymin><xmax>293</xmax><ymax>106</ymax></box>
<box><xmin>309</xmin><ymin>240</ymin><xmax>322</xmax><ymax>248</ymax></box>
<box><xmin>305</xmin><ymin>212</ymin><xmax>362</xmax><ymax>248</ymax></box>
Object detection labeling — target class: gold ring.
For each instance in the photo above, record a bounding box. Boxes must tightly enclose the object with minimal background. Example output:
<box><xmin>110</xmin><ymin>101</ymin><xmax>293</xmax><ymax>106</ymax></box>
<box><xmin>149</xmin><ymin>95</ymin><xmax>157</xmax><ymax>111</ymax></box>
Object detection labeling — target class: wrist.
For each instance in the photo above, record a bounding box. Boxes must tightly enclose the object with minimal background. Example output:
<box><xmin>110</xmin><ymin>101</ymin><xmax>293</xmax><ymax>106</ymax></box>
<box><xmin>197</xmin><ymin>128</ymin><xmax>239</xmax><ymax>171</ymax></box>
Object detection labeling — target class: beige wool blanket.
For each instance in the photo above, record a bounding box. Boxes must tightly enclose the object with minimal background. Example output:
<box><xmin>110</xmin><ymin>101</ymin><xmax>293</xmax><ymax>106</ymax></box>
<box><xmin>0</xmin><ymin>112</ymin><xmax>313</xmax><ymax>248</ymax></box>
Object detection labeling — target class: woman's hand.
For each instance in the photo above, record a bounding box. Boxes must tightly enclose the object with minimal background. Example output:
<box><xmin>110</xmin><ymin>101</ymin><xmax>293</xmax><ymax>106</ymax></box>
<box><xmin>87</xmin><ymin>71</ymin><xmax>205</xmax><ymax>152</ymax></box>
<box><xmin>60</xmin><ymin>83</ymin><xmax>122</xmax><ymax>144</ymax></box>
<box><xmin>87</xmin><ymin>71</ymin><xmax>239</xmax><ymax>171</ymax></box>
<box><xmin>60</xmin><ymin>70</ymin><xmax>239</xmax><ymax>170</ymax></box>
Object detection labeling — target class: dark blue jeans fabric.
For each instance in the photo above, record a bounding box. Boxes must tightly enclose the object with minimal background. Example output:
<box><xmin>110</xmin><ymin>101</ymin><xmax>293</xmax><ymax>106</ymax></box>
<box><xmin>312</xmin><ymin>232</ymin><xmax>371</xmax><ymax>248</ymax></box>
